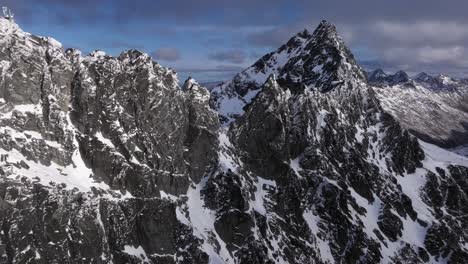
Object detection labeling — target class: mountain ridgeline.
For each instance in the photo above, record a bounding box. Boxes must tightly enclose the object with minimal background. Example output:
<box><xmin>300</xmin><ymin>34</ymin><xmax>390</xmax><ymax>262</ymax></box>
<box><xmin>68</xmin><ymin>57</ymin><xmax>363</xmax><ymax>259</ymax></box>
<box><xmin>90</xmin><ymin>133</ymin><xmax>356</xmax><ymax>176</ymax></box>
<box><xmin>368</xmin><ymin>69</ymin><xmax>468</xmax><ymax>151</ymax></box>
<box><xmin>0</xmin><ymin>16</ymin><xmax>468</xmax><ymax>264</ymax></box>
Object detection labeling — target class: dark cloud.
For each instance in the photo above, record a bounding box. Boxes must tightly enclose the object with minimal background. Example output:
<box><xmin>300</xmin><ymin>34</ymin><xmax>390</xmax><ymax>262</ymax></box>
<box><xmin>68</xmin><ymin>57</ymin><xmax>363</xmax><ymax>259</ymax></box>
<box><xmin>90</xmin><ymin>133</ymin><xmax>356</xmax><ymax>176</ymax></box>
<box><xmin>152</xmin><ymin>48</ymin><xmax>181</xmax><ymax>62</ymax></box>
<box><xmin>358</xmin><ymin>60</ymin><xmax>396</xmax><ymax>72</ymax></box>
<box><xmin>246</xmin><ymin>25</ymin><xmax>304</xmax><ymax>48</ymax></box>
<box><xmin>208</xmin><ymin>49</ymin><xmax>246</xmax><ymax>64</ymax></box>
<box><xmin>90</xmin><ymin>39</ymin><xmax>145</xmax><ymax>51</ymax></box>
<box><xmin>9</xmin><ymin>0</ymin><xmax>468</xmax><ymax>27</ymax></box>
<box><xmin>245</xmin><ymin>18</ymin><xmax>468</xmax><ymax>78</ymax></box>
<box><xmin>5</xmin><ymin>0</ymin><xmax>468</xmax><ymax>80</ymax></box>
<box><xmin>178</xmin><ymin>65</ymin><xmax>244</xmax><ymax>73</ymax></box>
<box><xmin>337</xmin><ymin>21</ymin><xmax>468</xmax><ymax>78</ymax></box>
<box><xmin>177</xmin><ymin>64</ymin><xmax>245</xmax><ymax>83</ymax></box>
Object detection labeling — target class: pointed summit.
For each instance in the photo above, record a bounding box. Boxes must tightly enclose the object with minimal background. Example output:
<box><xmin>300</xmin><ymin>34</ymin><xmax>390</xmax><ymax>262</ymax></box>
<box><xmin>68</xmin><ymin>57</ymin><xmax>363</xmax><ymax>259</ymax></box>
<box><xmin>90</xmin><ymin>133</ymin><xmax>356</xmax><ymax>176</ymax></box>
<box><xmin>211</xmin><ymin>20</ymin><xmax>366</xmax><ymax>122</ymax></box>
<box><xmin>313</xmin><ymin>20</ymin><xmax>338</xmax><ymax>37</ymax></box>
<box><xmin>415</xmin><ymin>72</ymin><xmax>433</xmax><ymax>82</ymax></box>
<box><xmin>308</xmin><ymin>20</ymin><xmax>345</xmax><ymax>52</ymax></box>
<box><xmin>392</xmin><ymin>70</ymin><xmax>409</xmax><ymax>83</ymax></box>
<box><xmin>368</xmin><ymin>69</ymin><xmax>410</xmax><ymax>86</ymax></box>
<box><xmin>183</xmin><ymin>76</ymin><xmax>211</xmax><ymax>103</ymax></box>
<box><xmin>281</xmin><ymin>20</ymin><xmax>365</xmax><ymax>91</ymax></box>
<box><xmin>369</xmin><ymin>69</ymin><xmax>387</xmax><ymax>82</ymax></box>
<box><xmin>182</xmin><ymin>76</ymin><xmax>198</xmax><ymax>90</ymax></box>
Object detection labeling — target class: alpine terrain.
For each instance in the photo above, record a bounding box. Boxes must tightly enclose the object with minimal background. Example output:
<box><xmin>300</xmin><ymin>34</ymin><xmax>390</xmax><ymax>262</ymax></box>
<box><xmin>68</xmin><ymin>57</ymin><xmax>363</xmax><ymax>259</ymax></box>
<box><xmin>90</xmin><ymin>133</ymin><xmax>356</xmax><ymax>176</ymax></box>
<box><xmin>0</xmin><ymin>13</ymin><xmax>468</xmax><ymax>264</ymax></box>
<box><xmin>368</xmin><ymin>69</ymin><xmax>468</xmax><ymax>156</ymax></box>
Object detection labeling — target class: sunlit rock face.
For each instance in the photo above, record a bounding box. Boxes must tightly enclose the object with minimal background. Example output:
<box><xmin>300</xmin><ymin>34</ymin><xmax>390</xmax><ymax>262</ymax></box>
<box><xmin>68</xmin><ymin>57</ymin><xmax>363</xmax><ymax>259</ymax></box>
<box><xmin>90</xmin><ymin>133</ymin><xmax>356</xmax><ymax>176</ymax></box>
<box><xmin>369</xmin><ymin>69</ymin><xmax>468</xmax><ymax>150</ymax></box>
<box><xmin>0</xmin><ymin>16</ymin><xmax>468</xmax><ymax>264</ymax></box>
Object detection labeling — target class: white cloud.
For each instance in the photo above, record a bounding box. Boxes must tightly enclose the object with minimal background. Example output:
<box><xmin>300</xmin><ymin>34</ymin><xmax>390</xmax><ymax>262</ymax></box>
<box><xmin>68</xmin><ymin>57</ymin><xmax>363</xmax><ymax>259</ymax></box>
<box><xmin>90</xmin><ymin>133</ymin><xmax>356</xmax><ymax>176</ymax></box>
<box><xmin>373</xmin><ymin>21</ymin><xmax>468</xmax><ymax>45</ymax></box>
<box><xmin>335</xmin><ymin>20</ymin><xmax>468</xmax><ymax>77</ymax></box>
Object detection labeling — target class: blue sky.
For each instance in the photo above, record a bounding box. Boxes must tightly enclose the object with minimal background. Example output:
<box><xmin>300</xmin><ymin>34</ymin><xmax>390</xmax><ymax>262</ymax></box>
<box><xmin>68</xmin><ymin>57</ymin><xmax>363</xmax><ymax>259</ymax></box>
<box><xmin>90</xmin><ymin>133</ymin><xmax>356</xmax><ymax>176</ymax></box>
<box><xmin>6</xmin><ymin>0</ymin><xmax>468</xmax><ymax>82</ymax></box>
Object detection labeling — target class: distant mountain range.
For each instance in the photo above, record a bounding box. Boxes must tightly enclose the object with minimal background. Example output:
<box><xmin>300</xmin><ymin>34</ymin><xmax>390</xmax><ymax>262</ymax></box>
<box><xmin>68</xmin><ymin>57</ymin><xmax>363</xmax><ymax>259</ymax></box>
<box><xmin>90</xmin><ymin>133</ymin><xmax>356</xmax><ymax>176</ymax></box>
<box><xmin>368</xmin><ymin>69</ymin><xmax>468</xmax><ymax>152</ymax></box>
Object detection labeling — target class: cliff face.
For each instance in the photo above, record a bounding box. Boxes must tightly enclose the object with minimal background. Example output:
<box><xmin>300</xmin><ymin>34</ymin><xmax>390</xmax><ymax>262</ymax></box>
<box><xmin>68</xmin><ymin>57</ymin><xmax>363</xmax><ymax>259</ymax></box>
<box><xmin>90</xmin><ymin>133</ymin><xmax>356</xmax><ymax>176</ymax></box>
<box><xmin>0</xmin><ymin>17</ymin><xmax>468</xmax><ymax>264</ymax></box>
<box><xmin>0</xmin><ymin>16</ymin><xmax>217</xmax><ymax>263</ymax></box>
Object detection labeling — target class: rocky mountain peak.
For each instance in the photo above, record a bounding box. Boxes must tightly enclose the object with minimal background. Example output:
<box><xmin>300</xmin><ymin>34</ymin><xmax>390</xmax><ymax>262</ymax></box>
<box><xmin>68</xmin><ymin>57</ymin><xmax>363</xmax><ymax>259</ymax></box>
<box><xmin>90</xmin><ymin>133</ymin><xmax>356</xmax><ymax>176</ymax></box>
<box><xmin>87</xmin><ymin>50</ymin><xmax>109</xmax><ymax>59</ymax></box>
<box><xmin>410</xmin><ymin>72</ymin><xmax>462</xmax><ymax>91</ymax></box>
<box><xmin>118</xmin><ymin>49</ymin><xmax>153</xmax><ymax>65</ymax></box>
<box><xmin>281</xmin><ymin>29</ymin><xmax>313</xmax><ymax>52</ymax></box>
<box><xmin>392</xmin><ymin>70</ymin><xmax>409</xmax><ymax>83</ymax></box>
<box><xmin>370</xmin><ymin>68</ymin><xmax>387</xmax><ymax>77</ymax></box>
<box><xmin>368</xmin><ymin>69</ymin><xmax>388</xmax><ymax>83</ymax></box>
<box><xmin>182</xmin><ymin>76</ymin><xmax>198</xmax><ymax>89</ymax></box>
<box><xmin>0</xmin><ymin>15</ymin><xmax>18</xmax><ymax>31</ymax></box>
<box><xmin>311</xmin><ymin>20</ymin><xmax>339</xmax><ymax>41</ymax></box>
<box><xmin>182</xmin><ymin>76</ymin><xmax>211</xmax><ymax>103</ymax></box>
<box><xmin>369</xmin><ymin>69</ymin><xmax>411</xmax><ymax>86</ymax></box>
<box><xmin>277</xmin><ymin>19</ymin><xmax>366</xmax><ymax>92</ymax></box>
<box><xmin>415</xmin><ymin>72</ymin><xmax>433</xmax><ymax>82</ymax></box>
<box><xmin>211</xmin><ymin>20</ymin><xmax>366</xmax><ymax>123</ymax></box>
<box><xmin>436</xmin><ymin>73</ymin><xmax>455</xmax><ymax>84</ymax></box>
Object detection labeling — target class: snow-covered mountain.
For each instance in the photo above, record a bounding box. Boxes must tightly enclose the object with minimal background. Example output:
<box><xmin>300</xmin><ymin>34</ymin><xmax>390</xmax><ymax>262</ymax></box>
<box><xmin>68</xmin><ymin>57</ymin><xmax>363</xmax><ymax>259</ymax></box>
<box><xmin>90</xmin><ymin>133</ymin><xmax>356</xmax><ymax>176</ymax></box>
<box><xmin>0</xmin><ymin>15</ymin><xmax>218</xmax><ymax>263</ymax></box>
<box><xmin>369</xmin><ymin>69</ymin><xmax>468</xmax><ymax>151</ymax></box>
<box><xmin>1</xmin><ymin>15</ymin><xmax>468</xmax><ymax>264</ymax></box>
<box><xmin>368</xmin><ymin>69</ymin><xmax>410</xmax><ymax>87</ymax></box>
<box><xmin>210</xmin><ymin>22</ymin><xmax>365</xmax><ymax>124</ymax></box>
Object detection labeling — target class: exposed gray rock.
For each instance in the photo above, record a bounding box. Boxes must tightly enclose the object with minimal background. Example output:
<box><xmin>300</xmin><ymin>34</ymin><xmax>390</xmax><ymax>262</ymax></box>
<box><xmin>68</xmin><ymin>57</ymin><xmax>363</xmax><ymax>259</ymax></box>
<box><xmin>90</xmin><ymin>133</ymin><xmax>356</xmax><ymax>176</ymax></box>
<box><xmin>371</xmin><ymin>70</ymin><xmax>468</xmax><ymax>149</ymax></box>
<box><xmin>0</xmin><ymin>16</ymin><xmax>217</xmax><ymax>263</ymax></box>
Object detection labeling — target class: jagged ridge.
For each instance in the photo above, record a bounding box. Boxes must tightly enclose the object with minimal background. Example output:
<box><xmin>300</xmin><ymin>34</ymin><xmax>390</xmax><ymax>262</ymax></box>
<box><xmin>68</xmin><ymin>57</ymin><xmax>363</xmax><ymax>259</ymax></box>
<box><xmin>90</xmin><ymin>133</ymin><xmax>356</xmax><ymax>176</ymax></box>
<box><xmin>368</xmin><ymin>69</ymin><xmax>468</xmax><ymax>149</ymax></box>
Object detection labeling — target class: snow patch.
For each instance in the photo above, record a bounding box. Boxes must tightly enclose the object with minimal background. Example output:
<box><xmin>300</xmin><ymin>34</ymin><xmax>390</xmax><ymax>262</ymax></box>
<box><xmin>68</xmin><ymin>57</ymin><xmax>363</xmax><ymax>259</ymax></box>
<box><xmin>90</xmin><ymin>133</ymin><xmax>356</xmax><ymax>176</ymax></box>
<box><xmin>181</xmin><ymin>177</ymin><xmax>234</xmax><ymax>263</ymax></box>
<box><xmin>95</xmin><ymin>131</ymin><xmax>115</xmax><ymax>148</ymax></box>
<box><xmin>122</xmin><ymin>245</ymin><xmax>149</xmax><ymax>263</ymax></box>
<box><xmin>251</xmin><ymin>177</ymin><xmax>276</xmax><ymax>215</ymax></box>
<box><xmin>303</xmin><ymin>210</ymin><xmax>334</xmax><ymax>263</ymax></box>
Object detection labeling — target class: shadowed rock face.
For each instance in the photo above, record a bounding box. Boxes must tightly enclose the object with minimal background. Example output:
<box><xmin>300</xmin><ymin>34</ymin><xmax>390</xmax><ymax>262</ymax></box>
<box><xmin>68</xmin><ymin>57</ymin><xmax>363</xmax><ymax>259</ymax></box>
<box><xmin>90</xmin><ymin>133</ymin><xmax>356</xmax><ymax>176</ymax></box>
<box><xmin>1</xmin><ymin>16</ymin><xmax>468</xmax><ymax>264</ymax></box>
<box><xmin>368</xmin><ymin>69</ymin><xmax>410</xmax><ymax>87</ymax></box>
<box><xmin>0</xmin><ymin>16</ymin><xmax>217</xmax><ymax>263</ymax></box>
<box><xmin>210</xmin><ymin>20</ymin><xmax>365</xmax><ymax>124</ymax></box>
<box><xmin>69</xmin><ymin>50</ymin><xmax>219</xmax><ymax>196</ymax></box>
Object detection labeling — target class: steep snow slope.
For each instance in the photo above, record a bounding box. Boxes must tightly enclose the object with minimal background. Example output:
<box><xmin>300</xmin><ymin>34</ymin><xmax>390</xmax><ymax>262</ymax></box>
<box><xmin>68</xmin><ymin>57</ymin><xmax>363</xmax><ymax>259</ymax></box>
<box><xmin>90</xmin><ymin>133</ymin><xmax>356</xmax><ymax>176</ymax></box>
<box><xmin>370</xmin><ymin>69</ymin><xmax>468</xmax><ymax>150</ymax></box>
<box><xmin>210</xmin><ymin>23</ymin><xmax>364</xmax><ymax>124</ymax></box>
<box><xmin>450</xmin><ymin>144</ymin><xmax>468</xmax><ymax>157</ymax></box>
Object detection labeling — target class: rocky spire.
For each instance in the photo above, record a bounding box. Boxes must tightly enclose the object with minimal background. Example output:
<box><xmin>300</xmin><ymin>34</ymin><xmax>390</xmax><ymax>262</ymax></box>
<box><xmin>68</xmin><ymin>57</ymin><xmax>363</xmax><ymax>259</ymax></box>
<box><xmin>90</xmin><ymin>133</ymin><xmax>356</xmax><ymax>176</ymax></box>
<box><xmin>277</xmin><ymin>20</ymin><xmax>366</xmax><ymax>92</ymax></box>
<box><xmin>310</xmin><ymin>20</ymin><xmax>339</xmax><ymax>41</ymax></box>
<box><xmin>392</xmin><ymin>70</ymin><xmax>409</xmax><ymax>83</ymax></box>
<box><xmin>210</xmin><ymin>20</ymin><xmax>367</xmax><ymax>123</ymax></box>
<box><xmin>415</xmin><ymin>72</ymin><xmax>433</xmax><ymax>82</ymax></box>
<box><xmin>368</xmin><ymin>69</ymin><xmax>410</xmax><ymax>86</ymax></box>
<box><xmin>369</xmin><ymin>69</ymin><xmax>387</xmax><ymax>80</ymax></box>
